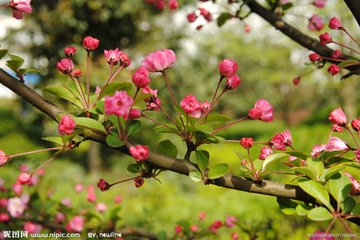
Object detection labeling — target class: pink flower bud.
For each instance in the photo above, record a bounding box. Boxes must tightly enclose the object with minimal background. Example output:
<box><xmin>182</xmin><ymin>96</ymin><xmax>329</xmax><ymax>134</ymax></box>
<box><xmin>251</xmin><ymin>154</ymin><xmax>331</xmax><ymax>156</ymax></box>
<box><xmin>180</xmin><ymin>95</ymin><xmax>202</xmax><ymax>118</ymax></box>
<box><xmin>175</xmin><ymin>225</ymin><xmax>182</xmax><ymax>234</ymax></box>
<box><xmin>313</xmin><ymin>0</ymin><xmax>326</xmax><ymax>8</ymax></box>
<box><xmin>325</xmin><ymin>137</ymin><xmax>348</xmax><ymax>152</ymax></box>
<box><xmin>199</xmin><ymin>211</ymin><xmax>206</xmax><ymax>221</ymax></box>
<box><xmin>225</xmin><ymin>216</ymin><xmax>237</xmax><ymax>228</ymax></box>
<box><xmin>17</xmin><ymin>172</ymin><xmax>31</xmax><ymax>185</ymax></box>
<box><xmin>66</xmin><ymin>216</ymin><xmax>84</xmax><ymax>232</ymax></box>
<box><xmin>331</xmin><ymin>49</ymin><xmax>342</xmax><ymax>59</ymax></box>
<box><xmin>75</xmin><ymin>183</ymin><xmax>83</xmax><ymax>193</ymax></box>
<box><xmin>310</xmin><ymin>144</ymin><xmax>326</xmax><ymax>158</ymax></box>
<box><xmin>308</xmin><ymin>15</ymin><xmax>324</xmax><ymax>31</ymax></box>
<box><xmin>129</xmin><ymin>145</ymin><xmax>149</xmax><ymax>161</ymax></box>
<box><xmin>292</xmin><ymin>77</ymin><xmax>301</xmax><ymax>85</ymax></box>
<box><xmin>0</xmin><ymin>150</ymin><xmax>8</xmax><ymax>166</ymax></box>
<box><xmin>24</xmin><ymin>222</ymin><xmax>42</xmax><ymax>234</ymax></box>
<box><xmin>190</xmin><ymin>225</ymin><xmax>198</xmax><ymax>232</ymax></box>
<box><xmin>58</xmin><ymin>115</ymin><xmax>76</xmax><ymax>135</ymax></box>
<box><xmin>114</xmin><ymin>195</ymin><xmax>122</xmax><ymax>204</ymax></box>
<box><xmin>219</xmin><ymin>59</ymin><xmax>238</xmax><ymax>78</ymax></box>
<box><xmin>55</xmin><ymin>212</ymin><xmax>65</xmax><ymax>223</ymax></box>
<box><xmin>86</xmin><ymin>186</ymin><xmax>96</xmax><ymax>203</ymax></box>
<box><xmin>309</xmin><ymin>53</ymin><xmax>321</xmax><ymax>62</ymax></box>
<box><xmin>319</xmin><ymin>32</ymin><xmax>332</xmax><ymax>45</ymax></box>
<box><xmin>12</xmin><ymin>183</ymin><xmax>23</xmax><ymax>195</ymax></box>
<box><xmin>56</xmin><ymin>58</ymin><xmax>74</xmax><ymax>75</ymax></box>
<box><xmin>97</xmin><ymin>179</ymin><xmax>110</xmax><ymax>191</ymax></box>
<box><xmin>328</xmin><ymin>17</ymin><xmax>342</xmax><ymax>30</ymax></box>
<box><xmin>344</xmin><ymin>172</ymin><xmax>360</xmax><ymax>195</ymax></box>
<box><xmin>104</xmin><ymin>91</ymin><xmax>134</xmax><ymax>120</ymax></box>
<box><xmin>8</xmin><ymin>0</ymin><xmax>32</xmax><ymax>20</ymax></box>
<box><xmin>142</xmin><ymin>49</ymin><xmax>176</xmax><ymax>72</ymax></box>
<box><xmin>201</xmin><ymin>101</ymin><xmax>210</xmax><ymax>114</ymax></box>
<box><xmin>168</xmin><ymin>0</ymin><xmax>179</xmax><ymax>10</ymax></box>
<box><xmin>0</xmin><ymin>213</ymin><xmax>9</xmax><ymax>222</ymax></box>
<box><xmin>129</xmin><ymin>109</ymin><xmax>142</xmax><ymax>119</ymax></box>
<box><xmin>231</xmin><ymin>232</ymin><xmax>239</xmax><ymax>240</ymax></box>
<box><xmin>240</xmin><ymin>138</ymin><xmax>253</xmax><ymax>149</ymax></box>
<box><xmin>248</xmin><ymin>99</ymin><xmax>273</xmax><ymax>122</ymax></box>
<box><xmin>199</xmin><ymin>8</ymin><xmax>212</xmax><ymax>22</ymax></box>
<box><xmin>132</xmin><ymin>66</ymin><xmax>150</xmax><ymax>88</ymax></box>
<box><xmin>120</xmin><ymin>52</ymin><xmax>131</xmax><ymax>68</ymax></box>
<box><xmin>209</xmin><ymin>220</ymin><xmax>223</xmax><ymax>233</ymax></box>
<box><xmin>245</xmin><ymin>23</ymin><xmax>251</xmax><ymax>33</ymax></box>
<box><xmin>134</xmin><ymin>176</ymin><xmax>145</xmax><ymax>188</ymax></box>
<box><xmin>187</xmin><ymin>12</ymin><xmax>197</xmax><ymax>23</ymax></box>
<box><xmin>226</xmin><ymin>74</ymin><xmax>241</xmax><ymax>89</ymax></box>
<box><xmin>83</xmin><ymin>36</ymin><xmax>99</xmax><ymax>51</ymax></box>
<box><xmin>270</xmin><ymin>130</ymin><xmax>292</xmax><ymax>151</ymax></box>
<box><xmin>104</xmin><ymin>48</ymin><xmax>122</xmax><ymax>65</ymax></box>
<box><xmin>328</xmin><ymin>107</ymin><xmax>347</xmax><ymax>125</ymax></box>
<box><xmin>146</xmin><ymin>97</ymin><xmax>161</xmax><ymax>111</ymax></box>
<box><xmin>64</xmin><ymin>46</ymin><xmax>77</xmax><ymax>57</ymax></box>
<box><xmin>72</xmin><ymin>69</ymin><xmax>81</xmax><ymax>78</ymax></box>
<box><xmin>96</xmin><ymin>203</ymin><xmax>107</xmax><ymax>213</ymax></box>
<box><xmin>259</xmin><ymin>146</ymin><xmax>273</xmax><ymax>160</ymax></box>
<box><xmin>351</xmin><ymin>118</ymin><xmax>360</xmax><ymax>131</ymax></box>
<box><xmin>327</xmin><ymin>64</ymin><xmax>340</xmax><ymax>76</ymax></box>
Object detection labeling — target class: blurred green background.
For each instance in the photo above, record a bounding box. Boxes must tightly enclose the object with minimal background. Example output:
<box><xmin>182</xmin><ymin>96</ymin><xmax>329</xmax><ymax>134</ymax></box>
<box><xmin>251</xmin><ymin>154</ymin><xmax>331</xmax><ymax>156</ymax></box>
<box><xmin>0</xmin><ymin>0</ymin><xmax>359</xmax><ymax>239</ymax></box>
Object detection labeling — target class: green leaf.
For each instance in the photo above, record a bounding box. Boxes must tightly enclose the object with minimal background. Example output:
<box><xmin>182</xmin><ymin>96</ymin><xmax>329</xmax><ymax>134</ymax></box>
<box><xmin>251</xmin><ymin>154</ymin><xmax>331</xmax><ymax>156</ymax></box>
<box><xmin>99</xmin><ymin>82</ymin><xmax>133</xmax><ymax>99</ymax></box>
<box><xmin>298</xmin><ymin>179</ymin><xmax>333</xmax><ymax>211</ymax></box>
<box><xmin>320</xmin><ymin>165</ymin><xmax>345</xmax><ymax>181</ymax></box>
<box><xmin>293</xmin><ymin>166</ymin><xmax>316</xmax><ymax>179</ymax></box>
<box><xmin>217</xmin><ymin>13</ymin><xmax>232</xmax><ymax>27</ymax></box>
<box><xmin>307</xmin><ymin>207</ymin><xmax>333</xmax><ymax>221</ymax></box>
<box><xmin>107</xmin><ymin>115</ymin><xmax>120</xmax><ymax>130</ymax></box>
<box><xmin>296</xmin><ymin>204</ymin><xmax>312</xmax><ymax>216</ymax></box>
<box><xmin>157</xmin><ymin>231</ymin><xmax>167</xmax><ymax>240</ymax></box>
<box><xmin>208</xmin><ymin>163</ymin><xmax>228</xmax><ymax>179</ymax></box>
<box><xmin>41</xmin><ymin>136</ymin><xmax>64</xmax><ymax>146</ymax></box>
<box><xmin>205</xmin><ymin>113</ymin><xmax>231</xmax><ymax>123</ymax></box>
<box><xmin>156</xmin><ymin>140</ymin><xmax>177</xmax><ymax>158</ymax></box>
<box><xmin>196</xmin><ymin>150</ymin><xmax>209</xmax><ymax>173</ymax></box>
<box><xmin>328</xmin><ymin>173</ymin><xmax>352</xmax><ymax>204</ymax></box>
<box><xmin>73</xmin><ymin>117</ymin><xmax>107</xmax><ymax>134</ymax></box>
<box><xmin>24</xmin><ymin>68</ymin><xmax>40</xmax><ymax>74</ymax></box>
<box><xmin>277</xmin><ymin>197</ymin><xmax>297</xmax><ymax>215</ymax></box>
<box><xmin>0</xmin><ymin>49</ymin><xmax>8</xmax><ymax>60</ymax></box>
<box><xmin>127</xmin><ymin>163</ymin><xmax>140</xmax><ymax>173</ymax></box>
<box><xmin>306</xmin><ymin>158</ymin><xmax>324</xmax><ymax>178</ymax></box>
<box><xmin>341</xmin><ymin>196</ymin><xmax>356</xmax><ymax>213</ymax></box>
<box><xmin>127</xmin><ymin>120</ymin><xmax>141</xmax><ymax>137</ymax></box>
<box><xmin>106</xmin><ymin>133</ymin><xmax>123</xmax><ymax>148</ymax></box>
<box><xmin>262</xmin><ymin>153</ymin><xmax>288</xmax><ymax>171</ymax></box>
<box><xmin>189</xmin><ymin>170</ymin><xmax>202</xmax><ymax>182</ymax></box>
<box><xmin>351</xmin><ymin>203</ymin><xmax>360</xmax><ymax>215</ymax></box>
<box><xmin>6</xmin><ymin>54</ymin><xmax>24</xmax><ymax>72</ymax></box>
<box><xmin>42</xmin><ymin>85</ymin><xmax>78</xmax><ymax>103</ymax></box>
<box><xmin>286</xmin><ymin>151</ymin><xmax>308</xmax><ymax>160</ymax></box>
<box><xmin>95</xmin><ymin>101</ymin><xmax>105</xmax><ymax>114</ymax></box>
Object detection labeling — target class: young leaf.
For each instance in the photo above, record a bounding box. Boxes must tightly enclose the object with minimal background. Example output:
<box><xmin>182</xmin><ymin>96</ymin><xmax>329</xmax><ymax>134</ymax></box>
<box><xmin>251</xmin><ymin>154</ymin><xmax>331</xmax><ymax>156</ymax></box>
<box><xmin>6</xmin><ymin>54</ymin><xmax>24</xmax><ymax>72</ymax></box>
<box><xmin>127</xmin><ymin>163</ymin><xmax>140</xmax><ymax>173</ymax></box>
<box><xmin>0</xmin><ymin>49</ymin><xmax>8</xmax><ymax>60</ymax></box>
<box><xmin>293</xmin><ymin>166</ymin><xmax>316</xmax><ymax>179</ymax></box>
<box><xmin>127</xmin><ymin>120</ymin><xmax>141</xmax><ymax>137</ymax></box>
<box><xmin>307</xmin><ymin>207</ymin><xmax>333</xmax><ymax>221</ymax></box>
<box><xmin>341</xmin><ymin>196</ymin><xmax>356</xmax><ymax>214</ymax></box>
<box><xmin>189</xmin><ymin>170</ymin><xmax>202</xmax><ymax>182</ymax></box>
<box><xmin>106</xmin><ymin>133</ymin><xmax>123</xmax><ymax>148</ymax></box>
<box><xmin>73</xmin><ymin>117</ymin><xmax>107</xmax><ymax>134</ymax></box>
<box><xmin>286</xmin><ymin>151</ymin><xmax>308</xmax><ymax>160</ymax></box>
<box><xmin>217</xmin><ymin>13</ymin><xmax>232</xmax><ymax>27</ymax></box>
<box><xmin>262</xmin><ymin>153</ymin><xmax>288</xmax><ymax>171</ymax></box>
<box><xmin>208</xmin><ymin>163</ymin><xmax>228</xmax><ymax>179</ymax></box>
<box><xmin>196</xmin><ymin>150</ymin><xmax>209</xmax><ymax>173</ymax></box>
<box><xmin>156</xmin><ymin>140</ymin><xmax>178</xmax><ymax>158</ymax></box>
<box><xmin>306</xmin><ymin>158</ymin><xmax>324</xmax><ymax>178</ymax></box>
<box><xmin>298</xmin><ymin>179</ymin><xmax>333</xmax><ymax>211</ymax></box>
<box><xmin>277</xmin><ymin>197</ymin><xmax>297</xmax><ymax>215</ymax></box>
<box><xmin>328</xmin><ymin>173</ymin><xmax>352</xmax><ymax>204</ymax></box>
<box><xmin>42</xmin><ymin>85</ymin><xmax>78</xmax><ymax>103</ymax></box>
<box><xmin>320</xmin><ymin>165</ymin><xmax>345</xmax><ymax>181</ymax></box>
<box><xmin>295</xmin><ymin>204</ymin><xmax>312</xmax><ymax>216</ymax></box>
<box><xmin>41</xmin><ymin>136</ymin><xmax>64</xmax><ymax>146</ymax></box>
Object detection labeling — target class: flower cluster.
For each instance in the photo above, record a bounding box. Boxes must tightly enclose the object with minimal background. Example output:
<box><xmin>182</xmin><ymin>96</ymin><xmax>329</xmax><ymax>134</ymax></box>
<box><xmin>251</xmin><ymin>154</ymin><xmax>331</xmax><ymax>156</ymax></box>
<box><xmin>145</xmin><ymin>0</ymin><xmax>179</xmax><ymax>11</ymax></box>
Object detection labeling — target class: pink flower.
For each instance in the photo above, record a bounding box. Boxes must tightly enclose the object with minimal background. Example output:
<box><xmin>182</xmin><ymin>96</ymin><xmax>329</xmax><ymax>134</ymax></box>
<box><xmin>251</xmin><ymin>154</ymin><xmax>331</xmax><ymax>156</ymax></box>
<box><xmin>64</xmin><ymin>46</ymin><xmax>76</xmax><ymax>57</ymax></box>
<box><xmin>0</xmin><ymin>150</ymin><xmax>8</xmax><ymax>166</ymax></box>
<box><xmin>114</xmin><ymin>195</ymin><xmax>122</xmax><ymax>204</ymax></box>
<box><xmin>0</xmin><ymin>213</ymin><xmax>10</xmax><ymax>222</ymax></box>
<box><xmin>309</xmin><ymin>230</ymin><xmax>335</xmax><ymax>240</ymax></box>
<box><xmin>225</xmin><ymin>216</ymin><xmax>237</xmax><ymax>228</ymax></box>
<box><xmin>129</xmin><ymin>109</ymin><xmax>142</xmax><ymax>119</ymax></box>
<box><xmin>134</xmin><ymin>176</ymin><xmax>145</xmax><ymax>188</ymax></box>
<box><xmin>248</xmin><ymin>99</ymin><xmax>273</xmax><ymax>122</ymax></box>
<box><xmin>142</xmin><ymin>49</ymin><xmax>176</xmax><ymax>72</ymax></box>
<box><xmin>12</xmin><ymin>183</ymin><xmax>23</xmax><ymax>195</ymax></box>
<box><xmin>201</xmin><ymin>101</ymin><xmax>210</xmax><ymax>115</ymax></box>
<box><xmin>245</xmin><ymin>24</ymin><xmax>251</xmax><ymax>33</ymax></box>
<box><xmin>56</xmin><ymin>58</ymin><xmax>74</xmax><ymax>75</ymax></box>
<box><xmin>328</xmin><ymin>17</ymin><xmax>342</xmax><ymax>30</ymax></box>
<box><xmin>270</xmin><ymin>130</ymin><xmax>292</xmax><ymax>151</ymax></box>
<box><xmin>66</xmin><ymin>216</ymin><xmax>84</xmax><ymax>232</ymax></box>
<box><xmin>199</xmin><ymin>8</ymin><xmax>212</xmax><ymax>21</ymax></box>
<box><xmin>325</xmin><ymin>137</ymin><xmax>348</xmax><ymax>152</ymax></box>
<box><xmin>61</xmin><ymin>198</ymin><xmax>72</xmax><ymax>207</ymax></box>
<box><xmin>82</xmin><ymin>36</ymin><xmax>99</xmax><ymax>51</ymax></box>
<box><xmin>313</xmin><ymin>0</ymin><xmax>326</xmax><ymax>8</ymax></box>
<box><xmin>23</xmin><ymin>222</ymin><xmax>42</xmax><ymax>234</ymax></box>
<box><xmin>72</xmin><ymin>69</ymin><xmax>81</xmax><ymax>78</ymax></box>
<box><xmin>168</xmin><ymin>0</ymin><xmax>179</xmax><ymax>10</ymax></box>
<box><xmin>175</xmin><ymin>225</ymin><xmax>182</xmax><ymax>234</ymax></box>
<box><xmin>319</xmin><ymin>32</ymin><xmax>332</xmax><ymax>45</ymax></box>
<box><xmin>17</xmin><ymin>172</ymin><xmax>31</xmax><ymax>185</ymax></box>
<box><xmin>132</xmin><ymin>66</ymin><xmax>150</xmax><ymax>88</ymax></box>
<box><xmin>209</xmin><ymin>220</ymin><xmax>223</xmax><ymax>233</ymax></box>
<box><xmin>7</xmin><ymin>195</ymin><xmax>28</xmax><ymax>217</ymax></box>
<box><xmin>310</xmin><ymin>144</ymin><xmax>326</xmax><ymax>158</ymax></box>
<box><xmin>199</xmin><ymin>211</ymin><xmax>206</xmax><ymax>221</ymax></box>
<box><xmin>104</xmin><ymin>91</ymin><xmax>134</xmax><ymax>120</ymax></box>
<box><xmin>190</xmin><ymin>225</ymin><xmax>198</xmax><ymax>232</ymax></box>
<box><xmin>96</xmin><ymin>203</ymin><xmax>107</xmax><ymax>213</ymax></box>
<box><xmin>55</xmin><ymin>212</ymin><xmax>65</xmax><ymax>223</ymax></box>
<box><xmin>328</xmin><ymin>107</ymin><xmax>347</xmax><ymax>125</ymax></box>
<box><xmin>104</xmin><ymin>48</ymin><xmax>123</xmax><ymax>65</ymax></box>
<box><xmin>119</xmin><ymin>52</ymin><xmax>131</xmax><ymax>68</ymax></box>
<box><xmin>292</xmin><ymin>77</ymin><xmax>301</xmax><ymax>86</ymax></box>
<box><xmin>351</xmin><ymin>118</ymin><xmax>360</xmax><ymax>131</ymax></box>
<box><xmin>308</xmin><ymin>15</ymin><xmax>324</xmax><ymax>31</ymax></box>
<box><xmin>219</xmin><ymin>59</ymin><xmax>238</xmax><ymax>78</ymax></box>
<box><xmin>58</xmin><ymin>115</ymin><xmax>76</xmax><ymax>135</ymax></box>
<box><xmin>309</xmin><ymin>53</ymin><xmax>322</xmax><ymax>62</ymax></box>
<box><xmin>86</xmin><ymin>186</ymin><xmax>96</xmax><ymax>203</ymax></box>
<box><xmin>187</xmin><ymin>12</ymin><xmax>197</xmax><ymax>23</ymax></box>
<box><xmin>142</xmin><ymin>86</ymin><xmax>158</xmax><ymax>97</ymax></box>
<box><xmin>240</xmin><ymin>138</ymin><xmax>253</xmax><ymax>149</ymax></box>
<box><xmin>332</xmin><ymin>124</ymin><xmax>343</xmax><ymax>132</ymax></box>
<box><xmin>344</xmin><ymin>172</ymin><xmax>360</xmax><ymax>195</ymax></box>
<box><xmin>226</xmin><ymin>74</ymin><xmax>241</xmax><ymax>89</ymax></box>
<box><xmin>180</xmin><ymin>95</ymin><xmax>202</xmax><ymax>118</ymax></box>
<box><xmin>231</xmin><ymin>232</ymin><xmax>239</xmax><ymax>240</ymax></box>
<box><xmin>97</xmin><ymin>178</ymin><xmax>110</xmax><ymax>191</ymax></box>
<box><xmin>0</xmin><ymin>198</ymin><xmax>8</xmax><ymax>208</ymax></box>
<box><xmin>75</xmin><ymin>183</ymin><xmax>83</xmax><ymax>193</ymax></box>
<box><xmin>332</xmin><ymin>49</ymin><xmax>342</xmax><ymax>59</ymax></box>
<box><xmin>8</xmin><ymin>0</ymin><xmax>32</xmax><ymax>20</ymax></box>
<box><xmin>327</xmin><ymin>64</ymin><xmax>340</xmax><ymax>76</ymax></box>
<box><xmin>259</xmin><ymin>146</ymin><xmax>273</xmax><ymax>160</ymax></box>
<box><xmin>146</xmin><ymin>97</ymin><xmax>161</xmax><ymax>111</ymax></box>
<box><xmin>129</xmin><ymin>145</ymin><xmax>149</xmax><ymax>161</ymax></box>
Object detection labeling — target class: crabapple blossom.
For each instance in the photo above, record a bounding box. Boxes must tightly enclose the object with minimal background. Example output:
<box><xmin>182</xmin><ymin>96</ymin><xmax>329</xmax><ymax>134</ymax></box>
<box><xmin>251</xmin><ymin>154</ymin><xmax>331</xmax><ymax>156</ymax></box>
<box><xmin>319</xmin><ymin>32</ymin><xmax>332</xmax><ymax>45</ymax></box>
<box><xmin>270</xmin><ymin>130</ymin><xmax>292</xmax><ymax>151</ymax></box>
<box><xmin>75</xmin><ymin>183</ymin><xmax>83</xmax><ymax>192</ymax></box>
<box><xmin>129</xmin><ymin>145</ymin><xmax>149</xmax><ymax>161</ymax></box>
<box><xmin>132</xmin><ymin>66</ymin><xmax>150</xmax><ymax>88</ymax></box>
<box><xmin>97</xmin><ymin>178</ymin><xmax>110</xmax><ymax>191</ymax></box>
<box><xmin>201</xmin><ymin>101</ymin><xmax>210</xmax><ymax>114</ymax></box>
<box><xmin>96</xmin><ymin>203</ymin><xmax>107</xmax><ymax>213</ymax></box>
<box><xmin>17</xmin><ymin>172</ymin><xmax>31</xmax><ymax>185</ymax></box>
<box><xmin>0</xmin><ymin>150</ymin><xmax>8</xmax><ymax>166</ymax></box>
<box><xmin>225</xmin><ymin>216</ymin><xmax>237</xmax><ymax>228</ymax></box>
<box><xmin>8</xmin><ymin>0</ymin><xmax>32</xmax><ymax>20</ymax></box>
<box><xmin>82</xmin><ymin>36</ymin><xmax>99</xmax><ymax>51</ymax></box>
<box><xmin>187</xmin><ymin>12</ymin><xmax>197</xmax><ymax>23</ymax></box>
<box><xmin>12</xmin><ymin>183</ymin><xmax>23</xmax><ymax>195</ymax></box>
<box><xmin>327</xmin><ymin>64</ymin><xmax>340</xmax><ymax>76</ymax></box>
<box><xmin>0</xmin><ymin>213</ymin><xmax>9</xmax><ymax>222</ymax></box>
<box><xmin>175</xmin><ymin>225</ymin><xmax>182</xmax><ymax>234</ymax></box>
<box><xmin>328</xmin><ymin>17</ymin><xmax>343</xmax><ymax>30</ymax></box>
<box><xmin>72</xmin><ymin>69</ymin><xmax>81</xmax><ymax>78</ymax></box>
<box><xmin>104</xmin><ymin>91</ymin><xmax>134</xmax><ymax>120</ymax></box>
<box><xmin>86</xmin><ymin>186</ymin><xmax>96</xmax><ymax>203</ymax></box>
<box><xmin>119</xmin><ymin>52</ymin><xmax>131</xmax><ymax>68</ymax></box>
<box><xmin>231</xmin><ymin>232</ymin><xmax>239</xmax><ymax>240</ymax></box>
<box><xmin>199</xmin><ymin>8</ymin><xmax>212</xmax><ymax>21</ymax></box>
<box><xmin>248</xmin><ymin>99</ymin><xmax>273</xmax><ymax>122</ymax></box>
<box><xmin>309</xmin><ymin>53</ymin><xmax>321</xmax><ymax>62</ymax></box>
<box><xmin>219</xmin><ymin>59</ymin><xmax>238</xmax><ymax>78</ymax></box>
<box><xmin>142</xmin><ymin>49</ymin><xmax>176</xmax><ymax>72</ymax></box>
<box><xmin>308</xmin><ymin>15</ymin><xmax>324</xmax><ymax>31</ymax></box>
<box><xmin>209</xmin><ymin>220</ymin><xmax>223</xmax><ymax>233</ymax></box>
<box><xmin>310</xmin><ymin>144</ymin><xmax>326</xmax><ymax>158</ymax></box>
<box><xmin>134</xmin><ymin>176</ymin><xmax>145</xmax><ymax>188</ymax></box>
<box><xmin>332</xmin><ymin>124</ymin><xmax>343</xmax><ymax>132</ymax></box>
<box><xmin>129</xmin><ymin>109</ymin><xmax>142</xmax><ymax>119</ymax></box>
<box><xmin>328</xmin><ymin>107</ymin><xmax>347</xmax><ymax>125</ymax></box>
<box><xmin>293</xmin><ymin>77</ymin><xmax>301</xmax><ymax>85</ymax></box>
<box><xmin>55</xmin><ymin>212</ymin><xmax>65</xmax><ymax>223</ymax></box>
<box><xmin>114</xmin><ymin>195</ymin><xmax>122</xmax><ymax>204</ymax></box>
<box><xmin>64</xmin><ymin>46</ymin><xmax>76</xmax><ymax>57</ymax></box>
<box><xmin>190</xmin><ymin>225</ymin><xmax>198</xmax><ymax>232</ymax></box>
<box><xmin>351</xmin><ymin>118</ymin><xmax>360</xmax><ymax>131</ymax></box>
<box><xmin>199</xmin><ymin>211</ymin><xmax>206</xmax><ymax>221</ymax></box>
<box><xmin>325</xmin><ymin>137</ymin><xmax>348</xmax><ymax>151</ymax></box>
<box><xmin>259</xmin><ymin>146</ymin><xmax>273</xmax><ymax>160</ymax></box>
<box><xmin>58</xmin><ymin>115</ymin><xmax>76</xmax><ymax>135</ymax></box>
<box><xmin>56</xmin><ymin>58</ymin><xmax>74</xmax><ymax>75</ymax></box>
<box><xmin>180</xmin><ymin>95</ymin><xmax>202</xmax><ymax>118</ymax></box>
<box><xmin>344</xmin><ymin>172</ymin><xmax>360</xmax><ymax>195</ymax></box>
<box><xmin>146</xmin><ymin>97</ymin><xmax>161</xmax><ymax>111</ymax></box>
<box><xmin>7</xmin><ymin>195</ymin><xmax>28</xmax><ymax>217</ymax></box>
<box><xmin>240</xmin><ymin>138</ymin><xmax>253</xmax><ymax>149</ymax></box>
<box><xmin>66</xmin><ymin>216</ymin><xmax>84</xmax><ymax>232</ymax></box>
<box><xmin>61</xmin><ymin>198</ymin><xmax>72</xmax><ymax>207</ymax></box>
<box><xmin>142</xmin><ymin>86</ymin><xmax>158</xmax><ymax>97</ymax></box>
<box><xmin>23</xmin><ymin>222</ymin><xmax>42</xmax><ymax>234</ymax></box>
<box><xmin>104</xmin><ymin>48</ymin><xmax>123</xmax><ymax>66</ymax></box>
<box><xmin>168</xmin><ymin>0</ymin><xmax>179</xmax><ymax>10</ymax></box>
<box><xmin>226</xmin><ymin>74</ymin><xmax>241</xmax><ymax>89</ymax></box>
<box><xmin>332</xmin><ymin>49</ymin><xmax>342</xmax><ymax>59</ymax></box>
<box><xmin>313</xmin><ymin>0</ymin><xmax>326</xmax><ymax>8</ymax></box>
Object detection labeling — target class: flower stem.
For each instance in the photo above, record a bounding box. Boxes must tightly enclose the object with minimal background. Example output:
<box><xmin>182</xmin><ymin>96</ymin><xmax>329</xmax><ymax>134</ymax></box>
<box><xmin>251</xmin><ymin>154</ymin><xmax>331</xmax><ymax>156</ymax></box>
<box><xmin>86</xmin><ymin>52</ymin><xmax>91</xmax><ymax>108</ymax></box>
<box><xmin>110</xmin><ymin>176</ymin><xmax>140</xmax><ymax>187</ymax></box>
<box><xmin>210</xmin><ymin>116</ymin><xmax>247</xmax><ymax>136</ymax></box>
<box><xmin>96</xmin><ymin>65</ymin><xmax>124</xmax><ymax>101</ymax></box>
<box><xmin>210</xmin><ymin>76</ymin><xmax>224</xmax><ymax>107</ymax></box>
<box><xmin>30</xmin><ymin>150</ymin><xmax>66</xmax><ymax>176</ymax></box>
<box><xmin>8</xmin><ymin>147</ymin><xmax>63</xmax><ymax>159</ymax></box>
<box><xmin>332</xmin><ymin>41</ymin><xmax>360</xmax><ymax>56</ymax></box>
<box><xmin>346</xmin><ymin>126</ymin><xmax>360</xmax><ymax>149</ymax></box>
<box><xmin>142</xmin><ymin>114</ymin><xmax>182</xmax><ymax>137</ymax></box>
<box><xmin>342</xmin><ymin>28</ymin><xmax>360</xmax><ymax>48</ymax></box>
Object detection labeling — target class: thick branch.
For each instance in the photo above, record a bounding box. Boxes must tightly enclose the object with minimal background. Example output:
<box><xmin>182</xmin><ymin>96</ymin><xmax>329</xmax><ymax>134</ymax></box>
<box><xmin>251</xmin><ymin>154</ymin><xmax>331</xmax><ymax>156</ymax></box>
<box><xmin>345</xmin><ymin>0</ymin><xmax>360</xmax><ymax>28</ymax></box>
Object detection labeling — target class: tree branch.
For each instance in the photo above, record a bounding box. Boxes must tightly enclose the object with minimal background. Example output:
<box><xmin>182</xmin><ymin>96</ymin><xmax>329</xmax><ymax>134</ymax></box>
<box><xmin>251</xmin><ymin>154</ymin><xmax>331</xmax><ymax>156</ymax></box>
<box><xmin>1</xmin><ymin>69</ymin><xmax>359</xmax><ymax>226</ymax></box>
<box><xmin>345</xmin><ymin>0</ymin><xmax>360</xmax><ymax>28</ymax></box>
